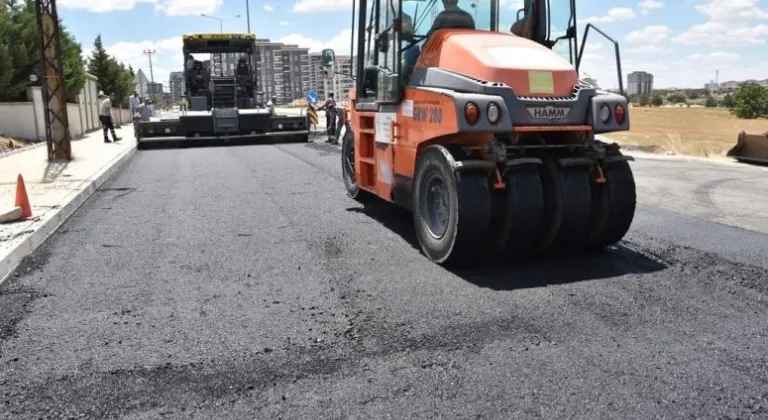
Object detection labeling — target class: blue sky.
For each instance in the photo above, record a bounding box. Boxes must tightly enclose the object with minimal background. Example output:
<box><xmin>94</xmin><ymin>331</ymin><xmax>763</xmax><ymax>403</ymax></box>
<box><xmin>57</xmin><ymin>0</ymin><xmax>768</xmax><ymax>90</ymax></box>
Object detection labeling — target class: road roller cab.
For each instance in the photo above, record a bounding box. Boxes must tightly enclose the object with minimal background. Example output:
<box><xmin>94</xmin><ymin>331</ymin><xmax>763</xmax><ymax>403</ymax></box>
<box><xmin>329</xmin><ymin>0</ymin><xmax>637</xmax><ymax>265</ymax></box>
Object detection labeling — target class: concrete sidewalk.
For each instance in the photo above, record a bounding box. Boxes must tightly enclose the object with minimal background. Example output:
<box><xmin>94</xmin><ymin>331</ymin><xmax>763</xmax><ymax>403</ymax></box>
<box><xmin>0</xmin><ymin>126</ymin><xmax>136</xmax><ymax>283</ymax></box>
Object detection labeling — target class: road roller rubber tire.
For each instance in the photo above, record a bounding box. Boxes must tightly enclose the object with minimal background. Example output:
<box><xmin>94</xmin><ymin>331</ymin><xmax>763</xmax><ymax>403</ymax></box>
<box><xmin>412</xmin><ymin>145</ymin><xmax>492</xmax><ymax>265</ymax></box>
<box><xmin>489</xmin><ymin>163</ymin><xmax>546</xmax><ymax>256</ymax></box>
<box><xmin>341</xmin><ymin>124</ymin><xmax>375</xmax><ymax>203</ymax></box>
<box><xmin>535</xmin><ymin>158</ymin><xmax>593</xmax><ymax>253</ymax></box>
<box><xmin>584</xmin><ymin>159</ymin><xmax>636</xmax><ymax>250</ymax></box>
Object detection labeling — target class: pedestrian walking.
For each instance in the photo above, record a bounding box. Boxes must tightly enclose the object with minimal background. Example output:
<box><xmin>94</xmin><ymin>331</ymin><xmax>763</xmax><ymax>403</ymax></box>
<box><xmin>99</xmin><ymin>91</ymin><xmax>121</xmax><ymax>143</ymax></box>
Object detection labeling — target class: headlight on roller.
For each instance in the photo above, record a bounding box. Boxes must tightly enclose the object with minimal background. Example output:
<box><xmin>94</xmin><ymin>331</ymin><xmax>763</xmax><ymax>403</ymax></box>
<box><xmin>487</xmin><ymin>102</ymin><xmax>500</xmax><ymax>124</ymax></box>
<box><xmin>599</xmin><ymin>104</ymin><xmax>611</xmax><ymax>123</ymax></box>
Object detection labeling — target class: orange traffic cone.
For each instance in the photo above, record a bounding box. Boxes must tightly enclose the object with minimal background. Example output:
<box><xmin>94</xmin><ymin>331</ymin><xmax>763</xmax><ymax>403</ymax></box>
<box><xmin>15</xmin><ymin>174</ymin><xmax>31</xmax><ymax>219</ymax></box>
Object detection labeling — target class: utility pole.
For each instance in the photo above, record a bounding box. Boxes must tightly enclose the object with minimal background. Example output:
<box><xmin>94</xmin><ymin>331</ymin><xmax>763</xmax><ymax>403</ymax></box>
<box><xmin>143</xmin><ymin>49</ymin><xmax>156</xmax><ymax>103</ymax></box>
<box><xmin>35</xmin><ymin>0</ymin><xmax>72</xmax><ymax>161</ymax></box>
<box><xmin>143</xmin><ymin>49</ymin><xmax>156</xmax><ymax>82</ymax></box>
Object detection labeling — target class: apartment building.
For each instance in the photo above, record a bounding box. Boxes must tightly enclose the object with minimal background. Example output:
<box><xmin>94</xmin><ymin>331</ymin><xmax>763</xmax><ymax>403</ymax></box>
<box><xmin>627</xmin><ymin>71</ymin><xmax>654</xmax><ymax>96</ymax></box>
<box><xmin>308</xmin><ymin>53</ymin><xmax>356</xmax><ymax>101</ymax></box>
<box><xmin>252</xmin><ymin>38</ymin><xmax>310</xmax><ymax>104</ymax></box>
<box><xmin>169</xmin><ymin>71</ymin><xmax>185</xmax><ymax>103</ymax></box>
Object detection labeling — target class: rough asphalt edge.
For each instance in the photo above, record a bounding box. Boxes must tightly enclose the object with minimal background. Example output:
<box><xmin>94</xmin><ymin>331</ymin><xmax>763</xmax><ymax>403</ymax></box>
<box><xmin>596</xmin><ymin>134</ymin><xmax>768</xmax><ymax>170</ymax></box>
<box><xmin>0</xmin><ymin>142</ymin><xmax>47</xmax><ymax>159</ymax></box>
<box><xmin>0</xmin><ymin>144</ymin><xmax>137</xmax><ymax>285</ymax></box>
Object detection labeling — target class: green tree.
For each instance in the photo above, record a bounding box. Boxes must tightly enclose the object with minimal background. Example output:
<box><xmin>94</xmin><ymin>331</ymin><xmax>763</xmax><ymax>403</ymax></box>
<box><xmin>112</xmin><ymin>61</ymin><xmax>136</xmax><ymax>106</ymax></box>
<box><xmin>0</xmin><ymin>6</ymin><xmax>14</xmax><ymax>101</ymax></box>
<box><xmin>722</xmin><ymin>93</ymin><xmax>734</xmax><ymax>108</ymax></box>
<box><xmin>638</xmin><ymin>94</ymin><xmax>650</xmax><ymax>107</ymax></box>
<box><xmin>667</xmin><ymin>92</ymin><xmax>687</xmax><ymax>104</ymax></box>
<box><xmin>87</xmin><ymin>35</ymin><xmax>112</xmax><ymax>94</ymax></box>
<box><xmin>730</xmin><ymin>82</ymin><xmax>768</xmax><ymax>119</ymax></box>
<box><xmin>704</xmin><ymin>95</ymin><xmax>718</xmax><ymax>108</ymax></box>
<box><xmin>688</xmin><ymin>91</ymin><xmax>700</xmax><ymax>100</ymax></box>
<box><xmin>87</xmin><ymin>35</ymin><xmax>135</xmax><ymax>107</ymax></box>
<box><xmin>0</xmin><ymin>0</ymin><xmax>86</xmax><ymax>102</ymax></box>
<box><xmin>651</xmin><ymin>94</ymin><xmax>664</xmax><ymax>107</ymax></box>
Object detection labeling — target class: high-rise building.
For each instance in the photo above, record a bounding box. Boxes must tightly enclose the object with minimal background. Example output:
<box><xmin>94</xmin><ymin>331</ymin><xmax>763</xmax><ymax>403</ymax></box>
<box><xmin>169</xmin><ymin>71</ymin><xmax>185</xmax><ymax>103</ymax></box>
<box><xmin>134</xmin><ymin>69</ymin><xmax>149</xmax><ymax>98</ymax></box>
<box><xmin>309</xmin><ymin>53</ymin><xmax>356</xmax><ymax>101</ymax></box>
<box><xmin>212</xmin><ymin>53</ymin><xmax>239</xmax><ymax>76</ymax></box>
<box><xmin>252</xmin><ymin>38</ymin><xmax>310</xmax><ymax>104</ymax></box>
<box><xmin>627</xmin><ymin>71</ymin><xmax>654</xmax><ymax>96</ymax></box>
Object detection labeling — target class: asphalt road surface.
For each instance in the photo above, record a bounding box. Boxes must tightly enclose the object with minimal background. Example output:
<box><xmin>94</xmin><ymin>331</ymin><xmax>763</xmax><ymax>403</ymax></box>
<box><xmin>1</xmin><ymin>141</ymin><xmax>767</xmax><ymax>420</ymax></box>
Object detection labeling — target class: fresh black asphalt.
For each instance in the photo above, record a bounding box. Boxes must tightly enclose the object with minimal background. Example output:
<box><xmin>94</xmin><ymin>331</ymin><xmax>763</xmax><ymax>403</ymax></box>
<box><xmin>1</xmin><ymin>141</ymin><xmax>767</xmax><ymax>419</ymax></box>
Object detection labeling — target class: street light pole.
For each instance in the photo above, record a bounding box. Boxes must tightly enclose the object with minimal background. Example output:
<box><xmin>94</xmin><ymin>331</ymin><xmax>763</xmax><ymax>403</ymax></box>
<box><xmin>200</xmin><ymin>13</ymin><xmax>241</xmax><ymax>33</ymax></box>
<box><xmin>246</xmin><ymin>0</ymin><xmax>251</xmax><ymax>33</ymax></box>
<box><xmin>200</xmin><ymin>13</ymin><xmax>242</xmax><ymax>77</ymax></box>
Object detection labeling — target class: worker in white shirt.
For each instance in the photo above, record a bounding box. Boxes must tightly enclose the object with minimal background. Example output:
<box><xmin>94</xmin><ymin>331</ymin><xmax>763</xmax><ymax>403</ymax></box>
<box><xmin>130</xmin><ymin>90</ymin><xmax>142</xmax><ymax>136</ymax></box>
<box><xmin>129</xmin><ymin>90</ymin><xmax>141</xmax><ymax>116</ymax></box>
<box><xmin>266</xmin><ymin>95</ymin><xmax>277</xmax><ymax>116</ymax></box>
<box><xmin>98</xmin><ymin>91</ymin><xmax>121</xmax><ymax>143</ymax></box>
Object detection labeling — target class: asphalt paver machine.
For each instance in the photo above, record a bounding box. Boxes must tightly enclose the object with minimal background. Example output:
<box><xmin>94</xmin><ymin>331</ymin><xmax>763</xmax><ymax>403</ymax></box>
<box><xmin>327</xmin><ymin>0</ymin><xmax>637</xmax><ymax>265</ymax></box>
<box><xmin>135</xmin><ymin>33</ymin><xmax>310</xmax><ymax>148</ymax></box>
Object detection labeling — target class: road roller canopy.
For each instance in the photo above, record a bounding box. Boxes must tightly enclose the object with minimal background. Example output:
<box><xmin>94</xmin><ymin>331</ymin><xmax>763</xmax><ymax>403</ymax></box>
<box><xmin>182</xmin><ymin>33</ymin><xmax>257</xmax><ymax>54</ymax></box>
<box><xmin>340</xmin><ymin>0</ymin><xmax>576</xmax><ymax>55</ymax></box>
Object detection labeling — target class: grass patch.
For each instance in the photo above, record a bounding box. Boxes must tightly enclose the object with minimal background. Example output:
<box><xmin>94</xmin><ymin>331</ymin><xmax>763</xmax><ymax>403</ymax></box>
<box><xmin>607</xmin><ymin>107</ymin><xmax>767</xmax><ymax>158</ymax></box>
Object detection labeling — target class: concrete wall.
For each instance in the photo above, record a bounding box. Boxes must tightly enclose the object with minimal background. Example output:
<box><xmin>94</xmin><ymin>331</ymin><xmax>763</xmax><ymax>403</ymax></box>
<box><xmin>0</xmin><ymin>77</ymin><xmax>130</xmax><ymax>142</ymax></box>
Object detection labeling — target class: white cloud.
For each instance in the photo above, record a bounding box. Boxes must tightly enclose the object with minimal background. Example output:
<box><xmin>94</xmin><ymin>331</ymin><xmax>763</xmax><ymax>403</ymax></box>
<box><xmin>625</xmin><ymin>25</ymin><xmax>673</xmax><ymax>43</ymax></box>
<box><xmin>626</xmin><ymin>44</ymin><xmax>674</xmax><ymax>54</ymax></box>
<box><xmin>694</xmin><ymin>0</ymin><xmax>768</xmax><ymax>21</ymax></box>
<box><xmin>156</xmin><ymin>0</ymin><xmax>222</xmax><ymax>16</ymax></box>
<box><xmin>279</xmin><ymin>21</ymin><xmax>290</xmax><ymax>26</ymax></box>
<box><xmin>292</xmin><ymin>0</ymin><xmax>351</xmax><ymax>12</ymax></box>
<box><xmin>263</xmin><ymin>4</ymin><xmax>274</xmax><ymax>12</ymax></box>
<box><xmin>579</xmin><ymin>7</ymin><xmax>636</xmax><ymax>24</ymax></box>
<box><xmin>279</xmin><ymin>30</ymin><xmax>356</xmax><ymax>54</ymax></box>
<box><xmin>500</xmin><ymin>0</ymin><xmax>524</xmax><ymax>9</ymax></box>
<box><xmin>59</xmin><ymin>0</ymin><xmax>222</xmax><ymax>15</ymax></box>
<box><xmin>672</xmin><ymin>21</ymin><xmax>768</xmax><ymax>45</ymax></box>
<box><xmin>677</xmin><ymin>51</ymin><xmax>742</xmax><ymax>65</ymax></box>
<box><xmin>639</xmin><ymin>0</ymin><xmax>664</xmax><ymax>15</ymax></box>
<box><xmin>58</xmin><ymin>0</ymin><xmax>155</xmax><ymax>13</ymax></box>
<box><xmin>98</xmin><ymin>36</ymin><xmax>182</xmax><ymax>88</ymax></box>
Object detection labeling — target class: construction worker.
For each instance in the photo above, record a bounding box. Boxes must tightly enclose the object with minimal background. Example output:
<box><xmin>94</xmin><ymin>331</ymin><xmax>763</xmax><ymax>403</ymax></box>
<box><xmin>129</xmin><ymin>90</ymin><xmax>141</xmax><ymax>116</ymax></box>
<box><xmin>98</xmin><ymin>91</ymin><xmax>121</xmax><ymax>143</ymax></box>
<box><xmin>266</xmin><ymin>95</ymin><xmax>277</xmax><ymax>115</ymax></box>
<box><xmin>427</xmin><ymin>0</ymin><xmax>475</xmax><ymax>39</ymax></box>
<box><xmin>403</xmin><ymin>1</ymin><xmax>474</xmax><ymax>81</ymax></box>
<box><xmin>315</xmin><ymin>92</ymin><xmax>337</xmax><ymax>144</ymax></box>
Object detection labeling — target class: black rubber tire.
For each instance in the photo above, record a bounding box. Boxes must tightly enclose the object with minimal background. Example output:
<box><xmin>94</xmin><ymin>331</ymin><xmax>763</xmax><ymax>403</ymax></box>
<box><xmin>535</xmin><ymin>158</ymin><xmax>593</xmax><ymax>253</ymax></box>
<box><xmin>489</xmin><ymin>163</ymin><xmax>546</xmax><ymax>256</ymax></box>
<box><xmin>584</xmin><ymin>159</ymin><xmax>636</xmax><ymax>250</ymax></box>
<box><xmin>341</xmin><ymin>123</ymin><xmax>375</xmax><ymax>203</ymax></box>
<box><xmin>412</xmin><ymin>145</ymin><xmax>492</xmax><ymax>265</ymax></box>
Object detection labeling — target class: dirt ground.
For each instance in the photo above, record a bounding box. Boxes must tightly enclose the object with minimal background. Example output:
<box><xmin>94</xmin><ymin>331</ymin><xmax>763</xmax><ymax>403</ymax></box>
<box><xmin>607</xmin><ymin>107</ymin><xmax>767</xmax><ymax>157</ymax></box>
<box><xmin>0</xmin><ymin>136</ymin><xmax>29</xmax><ymax>154</ymax></box>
